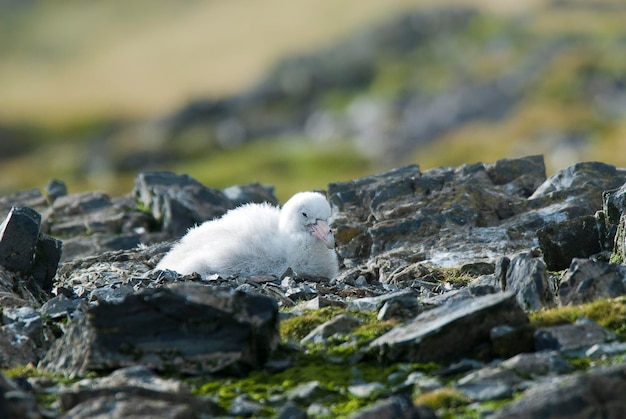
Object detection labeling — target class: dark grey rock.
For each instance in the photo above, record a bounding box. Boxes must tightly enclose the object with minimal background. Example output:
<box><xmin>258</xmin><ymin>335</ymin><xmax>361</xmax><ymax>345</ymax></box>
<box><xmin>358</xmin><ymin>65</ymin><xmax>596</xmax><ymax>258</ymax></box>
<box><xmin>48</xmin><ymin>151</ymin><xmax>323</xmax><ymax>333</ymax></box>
<box><xmin>44</xmin><ymin>179</ymin><xmax>67</xmax><ymax>203</ymax></box>
<box><xmin>535</xmin><ymin>319</ymin><xmax>617</xmax><ymax>354</ymax></box>
<box><xmin>457</xmin><ymin>351</ymin><xmax>572</xmax><ymax>402</ymax></box>
<box><xmin>350</xmin><ymin>394</ymin><xmax>436</xmax><ymax>419</ymax></box>
<box><xmin>287</xmin><ymin>380</ymin><xmax>326</xmax><ymax>402</ymax></box>
<box><xmin>300</xmin><ymin>313</ymin><xmax>362</xmax><ymax>345</ymax></box>
<box><xmin>39</xmin><ymin>294</ymin><xmax>82</xmax><ymax>320</ymax></box>
<box><xmin>39</xmin><ymin>284</ymin><xmax>279</xmax><ymax>377</ymax></box>
<box><xmin>603</xmin><ymin>181</ymin><xmax>626</xmax><ymax>226</ymax></box>
<box><xmin>0</xmin><ymin>189</ymin><xmax>48</xmax><ymax>216</ymax></box>
<box><xmin>537</xmin><ymin>215</ymin><xmax>602</xmax><ymax>271</ymax></box>
<box><xmin>0</xmin><ymin>206</ymin><xmax>41</xmax><ymax>272</ymax></box>
<box><xmin>490</xmin><ymin>324</ymin><xmax>536</xmax><ymax>359</ymax></box>
<box><xmin>58</xmin><ymin>365</ymin><xmax>220</xmax><ymax>418</ymax></box>
<box><xmin>277</xmin><ymin>401</ymin><xmax>308</xmax><ymax>419</ymax></box>
<box><xmin>51</xmin><ymin>192</ymin><xmax>111</xmax><ymax>216</ymax></box>
<box><xmin>329</xmin><ymin>156</ymin><xmax>623</xmax><ymax>276</ymax></box>
<box><xmin>347</xmin><ymin>289</ymin><xmax>418</xmax><ymax>312</ymax></box>
<box><xmin>222</xmin><ymin>182</ymin><xmax>278</xmax><ymax>207</ymax></box>
<box><xmin>491</xmin><ymin>363</ymin><xmax>626</xmax><ymax>419</ymax></box>
<box><xmin>613</xmin><ymin>213</ymin><xmax>626</xmax><ymax>264</ymax></box>
<box><xmin>294</xmin><ymin>296</ymin><xmax>346</xmax><ymax>310</ymax></box>
<box><xmin>377</xmin><ymin>296</ymin><xmax>421</xmax><ymax>321</ymax></box>
<box><xmin>0</xmin><ymin>372</ymin><xmax>42</xmax><ymax>419</ymax></box>
<box><xmin>558</xmin><ymin>258</ymin><xmax>626</xmax><ymax>305</ymax></box>
<box><xmin>500</xmin><ymin>350</ymin><xmax>573</xmax><ymax>377</ymax></box>
<box><xmin>530</xmin><ymin>161</ymin><xmax>626</xmax><ymax>200</ymax></box>
<box><xmin>133</xmin><ymin>171</ymin><xmax>230</xmax><ymax>236</ymax></box>
<box><xmin>30</xmin><ymin>234</ymin><xmax>62</xmax><ymax>293</ymax></box>
<box><xmin>503</xmin><ymin>251</ymin><xmax>554</xmax><ymax>312</ymax></box>
<box><xmin>369</xmin><ymin>292</ymin><xmax>529</xmax><ymax>364</ymax></box>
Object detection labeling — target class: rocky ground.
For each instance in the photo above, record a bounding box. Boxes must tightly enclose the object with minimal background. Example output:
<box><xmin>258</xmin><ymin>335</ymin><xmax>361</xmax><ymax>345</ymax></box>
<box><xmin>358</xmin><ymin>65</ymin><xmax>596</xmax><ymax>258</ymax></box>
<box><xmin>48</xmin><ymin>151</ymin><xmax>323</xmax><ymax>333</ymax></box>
<box><xmin>2</xmin><ymin>154</ymin><xmax>626</xmax><ymax>417</ymax></box>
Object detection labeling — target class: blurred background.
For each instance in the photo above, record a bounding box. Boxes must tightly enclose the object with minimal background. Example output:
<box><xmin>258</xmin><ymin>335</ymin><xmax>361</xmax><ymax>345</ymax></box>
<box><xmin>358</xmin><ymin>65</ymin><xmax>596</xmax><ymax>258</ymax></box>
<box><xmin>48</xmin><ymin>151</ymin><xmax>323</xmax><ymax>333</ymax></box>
<box><xmin>1</xmin><ymin>0</ymin><xmax>626</xmax><ymax>201</ymax></box>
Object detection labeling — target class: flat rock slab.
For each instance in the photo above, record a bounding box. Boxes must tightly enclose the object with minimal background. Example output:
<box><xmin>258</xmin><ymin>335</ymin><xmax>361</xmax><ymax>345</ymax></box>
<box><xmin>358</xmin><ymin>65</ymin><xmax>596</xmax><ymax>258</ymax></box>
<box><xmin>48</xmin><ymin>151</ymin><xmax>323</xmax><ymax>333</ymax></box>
<box><xmin>369</xmin><ymin>291</ymin><xmax>528</xmax><ymax>364</ymax></box>
<box><xmin>39</xmin><ymin>283</ymin><xmax>279</xmax><ymax>377</ymax></box>
<box><xmin>0</xmin><ymin>206</ymin><xmax>41</xmax><ymax>272</ymax></box>
<box><xmin>492</xmin><ymin>363</ymin><xmax>626</xmax><ymax>419</ymax></box>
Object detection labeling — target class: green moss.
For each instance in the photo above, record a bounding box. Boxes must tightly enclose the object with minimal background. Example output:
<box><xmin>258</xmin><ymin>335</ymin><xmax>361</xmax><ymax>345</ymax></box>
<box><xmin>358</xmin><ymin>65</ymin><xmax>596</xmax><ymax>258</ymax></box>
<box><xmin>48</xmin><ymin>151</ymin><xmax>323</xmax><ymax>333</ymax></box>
<box><xmin>280</xmin><ymin>307</ymin><xmax>346</xmax><ymax>340</ymax></box>
<box><xmin>529</xmin><ymin>296</ymin><xmax>626</xmax><ymax>338</ymax></box>
<box><xmin>414</xmin><ymin>387</ymin><xmax>470</xmax><ymax>410</ymax></box>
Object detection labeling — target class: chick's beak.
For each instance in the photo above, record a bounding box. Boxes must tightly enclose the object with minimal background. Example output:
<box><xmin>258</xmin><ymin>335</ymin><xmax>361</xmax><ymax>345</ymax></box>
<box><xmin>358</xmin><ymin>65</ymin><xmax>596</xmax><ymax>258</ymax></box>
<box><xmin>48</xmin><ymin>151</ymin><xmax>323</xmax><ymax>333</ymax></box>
<box><xmin>310</xmin><ymin>219</ymin><xmax>335</xmax><ymax>249</ymax></box>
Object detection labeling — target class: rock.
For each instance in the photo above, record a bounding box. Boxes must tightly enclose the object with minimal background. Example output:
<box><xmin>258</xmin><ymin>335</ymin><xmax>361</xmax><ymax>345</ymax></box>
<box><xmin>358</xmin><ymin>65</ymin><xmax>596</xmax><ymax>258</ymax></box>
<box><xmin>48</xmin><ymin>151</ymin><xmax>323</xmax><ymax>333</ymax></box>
<box><xmin>347</xmin><ymin>289</ymin><xmax>418</xmax><ymax>312</ymax></box>
<box><xmin>300</xmin><ymin>313</ymin><xmax>363</xmax><ymax>345</ymax></box>
<box><xmin>30</xmin><ymin>234</ymin><xmax>62</xmax><ymax>293</ymax></box>
<box><xmin>348</xmin><ymin>382</ymin><xmax>386</xmax><ymax>399</ymax></box>
<box><xmin>502</xmin><ymin>251</ymin><xmax>555</xmax><ymax>311</ymax></box>
<box><xmin>329</xmin><ymin>156</ymin><xmax>626</xmax><ymax>277</ymax></box>
<box><xmin>0</xmin><ymin>206</ymin><xmax>41</xmax><ymax>272</ymax></box>
<box><xmin>499</xmin><ymin>351</ymin><xmax>573</xmax><ymax>377</ymax></box>
<box><xmin>58</xmin><ymin>365</ymin><xmax>221</xmax><ymax>418</ymax></box>
<box><xmin>586</xmin><ymin>342</ymin><xmax>626</xmax><ymax>359</ymax></box>
<box><xmin>39</xmin><ymin>294</ymin><xmax>82</xmax><ymax>320</ymax></box>
<box><xmin>222</xmin><ymin>182</ymin><xmax>278</xmax><ymax>207</ymax></box>
<box><xmin>604</xmin><ymin>181</ymin><xmax>626</xmax><ymax>221</ymax></box>
<box><xmin>0</xmin><ymin>372</ymin><xmax>42</xmax><ymax>419</ymax></box>
<box><xmin>350</xmin><ymin>394</ymin><xmax>436</xmax><ymax>419</ymax></box>
<box><xmin>612</xmin><ymin>213</ymin><xmax>626</xmax><ymax>264</ymax></box>
<box><xmin>535</xmin><ymin>319</ymin><xmax>617</xmax><ymax>355</ymax></box>
<box><xmin>489</xmin><ymin>324</ymin><xmax>536</xmax><ymax>359</ymax></box>
<box><xmin>369</xmin><ymin>292</ymin><xmax>529</xmax><ymax>364</ymax></box>
<box><xmin>39</xmin><ymin>284</ymin><xmax>279</xmax><ymax>377</ymax></box>
<box><xmin>44</xmin><ymin>178</ymin><xmax>67</xmax><ymax>203</ymax></box>
<box><xmin>558</xmin><ymin>258</ymin><xmax>626</xmax><ymax>305</ymax></box>
<box><xmin>133</xmin><ymin>171</ymin><xmax>230</xmax><ymax>236</ymax></box>
<box><xmin>537</xmin><ymin>215</ymin><xmax>603</xmax><ymax>271</ymax></box>
<box><xmin>457</xmin><ymin>351</ymin><xmax>572</xmax><ymax>402</ymax></box>
<box><xmin>293</xmin><ymin>296</ymin><xmax>346</xmax><ymax>310</ymax></box>
<box><xmin>0</xmin><ymin>189</ymin><xmax>48</xmax><ymax>216</ymax></box>
<box><xmin>491</xmin><ymin>363</ymin><xmax>626</xmax><ymax>419</ymax></box>
<box><xmin>286</xmin><ymin>380</ymin><xmax>326</xmax><ymax>402</ymax></box>
<box><xmin>530</xmin><ymin>161</ymin><xmax>626</xmax><ymax>200</ymax></box>
<box><xmin>277</xmin><ymin>401</ymin><xmax>308</xmax><ymax>419</ymax></box>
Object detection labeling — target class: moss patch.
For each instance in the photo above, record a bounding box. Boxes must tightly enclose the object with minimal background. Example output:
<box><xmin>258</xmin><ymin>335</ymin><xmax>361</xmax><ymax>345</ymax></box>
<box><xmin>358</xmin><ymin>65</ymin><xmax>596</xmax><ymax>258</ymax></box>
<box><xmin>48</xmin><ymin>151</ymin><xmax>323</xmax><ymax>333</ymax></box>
<box><xmin>529</xmin><ymin>296</ymin><xmax>626</xmax><ymax>338</ymax></box>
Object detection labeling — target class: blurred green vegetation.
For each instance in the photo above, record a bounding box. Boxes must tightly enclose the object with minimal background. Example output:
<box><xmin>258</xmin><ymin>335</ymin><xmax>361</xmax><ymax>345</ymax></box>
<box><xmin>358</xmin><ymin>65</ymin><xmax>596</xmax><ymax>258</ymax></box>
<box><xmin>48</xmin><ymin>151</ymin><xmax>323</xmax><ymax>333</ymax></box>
<box><xmin>2</xmin><ymin>0</ymin><xmax>626</xmax><ymax>199</ymax></box>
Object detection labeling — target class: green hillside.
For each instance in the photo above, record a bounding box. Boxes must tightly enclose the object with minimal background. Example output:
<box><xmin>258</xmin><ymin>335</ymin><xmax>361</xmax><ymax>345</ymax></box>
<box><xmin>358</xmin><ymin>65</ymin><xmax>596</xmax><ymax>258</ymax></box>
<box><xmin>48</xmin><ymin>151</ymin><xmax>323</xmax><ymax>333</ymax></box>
<box><xmin>2</xmin><ymin>0</ymin><xmax>626</xmax><ymax>201</ymax></box>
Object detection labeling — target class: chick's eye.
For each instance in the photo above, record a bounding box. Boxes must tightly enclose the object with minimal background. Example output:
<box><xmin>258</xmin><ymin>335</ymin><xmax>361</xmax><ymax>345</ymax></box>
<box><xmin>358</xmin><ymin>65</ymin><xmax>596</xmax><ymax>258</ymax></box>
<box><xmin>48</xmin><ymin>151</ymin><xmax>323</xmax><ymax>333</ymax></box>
<box><xmin>302</xmin><ymin>212</ymin><xmax>308</xmax><ymax>218</ymax></box>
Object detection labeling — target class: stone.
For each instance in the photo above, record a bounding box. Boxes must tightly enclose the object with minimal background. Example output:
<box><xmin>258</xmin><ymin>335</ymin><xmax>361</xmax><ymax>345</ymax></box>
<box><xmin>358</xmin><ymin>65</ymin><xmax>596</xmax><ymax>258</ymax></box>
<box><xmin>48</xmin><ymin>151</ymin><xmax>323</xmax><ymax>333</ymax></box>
<box><xmin>537</xmin><ymin>215</ymin><xmax>603</xmax><ymax>271</ymax></box>
<box><xmin>489</xmin><ymin>324</ymin><xmax>535</xmax><ymax>359</ymax></box>
<box><xmin>558</xmin><ymin>258</ymin><xmax>626</xmax><ymax>305</ymax></box>
<box><xmin>286</xmin><ymin>380</ymin><xmax>325</xmax><ymax>402</ymax></box>
<box><xmin>0</xmin><ymin>372</ymin><xmax>42</xmax><ymax>419</ymax></box>
<box><xmin>277</xmin><ymin>401</ymin><xmax>308</xmax><ymax>419</ymax></box>
<box><xmin>612</xmin><ymin>213</ymin><xmax>626</xmax><ymax>264</ymax></box>
<box><xmin>29</xmin><ymin>234</ymin><xmax>63</xmax><ymax>293</ymax></box>
<box><xmin>348</xmin><ymin>382</ymin><xmax>386</xmax><ymax>399</ymax></box>
<box><xmin>503</xmin><ymin>251</ymin><xmax>555</xmax><ymax>311</ymax></box>
<box><xmin>347</xmin><ymin>289</ymin><xmax>418</xmax><ymax>312</ymax></box>
<box><xmin>39</xmin><ymin>284</ymin><xmax>279</xmax><ymax>377</ymax></box>
<box><xmin>350</xmin><ymin>394</ymin><xmax>436</xmax><ymax>419</ymax></box>
<box><xmin>39</xmin><ymin>294</ymin><xmax>82</xmax><ymax>320</ymax></box>
<box><xmin>0</xmin><ymin>206</ymin><xmax>41</xmax><ymax>272</ymax></box>
<box><xmin>222</xmin><ymin>182</ymin><xmax>278</xmax><ymax>207</ymax></box>
<box><xmin>58</xmin><ymin>365</ymin><xmax>221</xmax><ymax>418</ymax></box>
<box><xmin>44</xmin><ymin>179</ymin><xmax>67</xmax><ymax>203</ymax></box>
<box><xmin>535</xmin><ymin>319</ymin><xmax>617</xmax><ymax>354</ymax></box>
<box><xmin>603</xmin><ymin>181</ymin><xmax>626</xmax><ymax>226</ymax></box>
<box><xmin>369</xmin><ymin>292</ymin><xmax>529</xmax><ymax>364</ymax></box>
<box><xmin>133</xmin><ymin>171</ymin><xmax>230</xmax><ymax>236</ymax></box>
<box><xmin>491</xmin><ymin>363</ymin><xmax>626</xmax><ymax>419</ymax></box>
<box><xmin>300</xmin><ymin>313</ymin><xmax>363</xmax><ymax>345</ymax></box>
